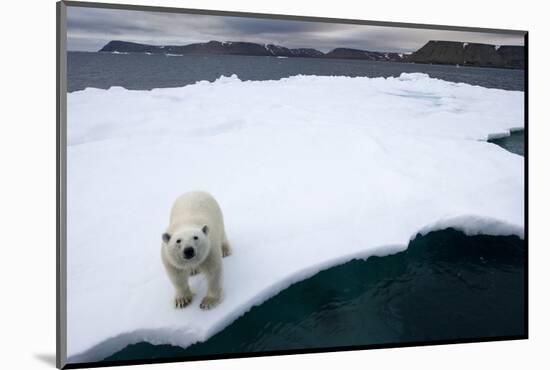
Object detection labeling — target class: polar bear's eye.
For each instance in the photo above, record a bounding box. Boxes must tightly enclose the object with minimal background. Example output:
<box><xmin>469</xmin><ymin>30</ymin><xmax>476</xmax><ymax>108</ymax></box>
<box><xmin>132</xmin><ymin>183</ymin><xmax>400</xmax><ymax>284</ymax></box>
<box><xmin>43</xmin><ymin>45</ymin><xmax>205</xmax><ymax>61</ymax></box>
<box><xmin>193</xmin><ymin>236</ymin><xmax>198</xmax><ymax>240</ymax></box>
<box><xmin>176</xmin><ymin>239</ymin><xmax>182</xmax><ymax>244</ymax></box>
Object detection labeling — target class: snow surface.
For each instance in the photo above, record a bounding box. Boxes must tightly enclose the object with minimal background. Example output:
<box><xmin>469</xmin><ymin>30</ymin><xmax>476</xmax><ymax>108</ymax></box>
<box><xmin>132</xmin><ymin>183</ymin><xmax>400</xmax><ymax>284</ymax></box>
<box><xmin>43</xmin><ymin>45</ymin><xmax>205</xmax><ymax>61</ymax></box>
<box><xmin>66</xmin><ymin>73</ymin><xmax>524</xmax><ymax>362</ymax></box>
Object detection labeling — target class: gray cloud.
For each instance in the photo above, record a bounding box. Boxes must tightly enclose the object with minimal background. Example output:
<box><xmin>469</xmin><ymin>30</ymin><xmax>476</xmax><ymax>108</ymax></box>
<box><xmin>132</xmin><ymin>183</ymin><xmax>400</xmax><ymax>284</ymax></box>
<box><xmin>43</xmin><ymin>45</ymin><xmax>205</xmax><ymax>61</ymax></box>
<box><xmin>67</xmin><ymin>6</ymin><xmax>524</xmax><ymax>53</ymax></box>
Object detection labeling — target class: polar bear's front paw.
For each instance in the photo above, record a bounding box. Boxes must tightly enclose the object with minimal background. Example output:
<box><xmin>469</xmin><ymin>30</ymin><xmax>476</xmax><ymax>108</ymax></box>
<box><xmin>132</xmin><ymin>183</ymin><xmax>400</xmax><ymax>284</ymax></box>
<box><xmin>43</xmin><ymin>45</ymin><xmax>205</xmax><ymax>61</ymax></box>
<box><xmin>174</xmin><ymin>293</ymin><xmax>193</xmax><ymax>308</ymax></box>
<box><xmin>200</xmin><ymin>296</ymin><xmax>220</xmax><ymax>310</ymax></box>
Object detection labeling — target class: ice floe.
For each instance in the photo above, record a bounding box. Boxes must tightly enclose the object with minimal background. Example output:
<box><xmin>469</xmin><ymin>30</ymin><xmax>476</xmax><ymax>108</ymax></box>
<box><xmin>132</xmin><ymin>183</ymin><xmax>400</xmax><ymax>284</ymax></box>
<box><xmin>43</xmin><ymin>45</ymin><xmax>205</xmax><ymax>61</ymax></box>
<box><xmin>66</xmin><ymin>73</ymin><xmax>524</xmax><ymax>362</ymax></box>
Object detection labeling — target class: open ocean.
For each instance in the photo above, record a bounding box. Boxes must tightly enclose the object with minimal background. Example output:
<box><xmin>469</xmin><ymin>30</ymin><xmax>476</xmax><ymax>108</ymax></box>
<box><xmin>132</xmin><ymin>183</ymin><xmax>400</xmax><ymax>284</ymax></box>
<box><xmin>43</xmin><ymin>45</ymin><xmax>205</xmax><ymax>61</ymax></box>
<box><xmin>68</xmin><ymin>51</ymin><xmax>524</xmax><ymax>92</ymax></box>
<box><xmin>68</xmin><ymin>51</ymin><xmax>525</xmax><ymax>362</ymax></box>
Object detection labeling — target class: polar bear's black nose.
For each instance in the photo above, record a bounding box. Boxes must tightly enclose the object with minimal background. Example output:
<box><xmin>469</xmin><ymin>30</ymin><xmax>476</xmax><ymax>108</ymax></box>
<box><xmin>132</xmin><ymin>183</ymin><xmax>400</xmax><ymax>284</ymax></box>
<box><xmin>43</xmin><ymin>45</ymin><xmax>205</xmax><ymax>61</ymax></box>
<box><xmin>183</xmin><ymin>247</ymin><xmax>195</xmax><ymax>259</ymax></box>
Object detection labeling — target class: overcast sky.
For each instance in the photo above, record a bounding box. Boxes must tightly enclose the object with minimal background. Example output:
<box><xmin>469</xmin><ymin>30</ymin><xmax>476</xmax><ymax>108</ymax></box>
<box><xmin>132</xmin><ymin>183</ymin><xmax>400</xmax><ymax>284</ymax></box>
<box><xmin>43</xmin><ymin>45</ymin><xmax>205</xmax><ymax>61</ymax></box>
<box><xmin>67</xmin><ymin>6</ymin><xmax>524</xmax><ymax>53</ymax></box>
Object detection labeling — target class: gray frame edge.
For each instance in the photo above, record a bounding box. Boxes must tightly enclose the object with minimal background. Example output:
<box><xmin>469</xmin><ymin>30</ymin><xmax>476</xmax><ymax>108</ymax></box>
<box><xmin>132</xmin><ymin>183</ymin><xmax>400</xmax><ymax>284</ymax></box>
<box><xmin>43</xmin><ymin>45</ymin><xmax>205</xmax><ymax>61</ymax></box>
<box><xmin>62</xmin><ymin>0</ymin><xmax>527</xmax><ymax>36</ymax></box>
<box><xmin>57</xmin><ymin>1</ymin><xmax>68</xmax><ymax>369</ymax></box>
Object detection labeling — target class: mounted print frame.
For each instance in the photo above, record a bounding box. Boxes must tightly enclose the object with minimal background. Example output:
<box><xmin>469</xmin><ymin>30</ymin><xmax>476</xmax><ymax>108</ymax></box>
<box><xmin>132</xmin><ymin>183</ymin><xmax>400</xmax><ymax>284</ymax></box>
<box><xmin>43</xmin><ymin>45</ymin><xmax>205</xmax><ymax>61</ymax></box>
<box><xmin>57</xmin><ymin>1</ymin><xmax>528</xmax><ymax>368</ymax></box>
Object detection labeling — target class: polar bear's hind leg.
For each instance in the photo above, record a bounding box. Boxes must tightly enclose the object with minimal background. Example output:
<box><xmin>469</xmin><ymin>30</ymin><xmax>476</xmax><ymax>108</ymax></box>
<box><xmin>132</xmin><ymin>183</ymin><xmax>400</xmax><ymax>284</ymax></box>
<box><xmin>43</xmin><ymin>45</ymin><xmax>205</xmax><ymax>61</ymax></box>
<box><xmin>221</xmin><ymin>233</ymin><xmax>231</xmax><ymax>257</ymax></box>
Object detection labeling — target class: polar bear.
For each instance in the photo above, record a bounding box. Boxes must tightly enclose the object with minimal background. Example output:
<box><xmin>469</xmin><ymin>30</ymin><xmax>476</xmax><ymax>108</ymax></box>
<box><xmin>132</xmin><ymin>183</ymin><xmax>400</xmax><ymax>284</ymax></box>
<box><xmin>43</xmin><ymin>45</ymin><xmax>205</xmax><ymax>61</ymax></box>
<box><xmin>161</xmin><ymin>191</ymin><xmax>231</xmax><ymax>310</ymax></box>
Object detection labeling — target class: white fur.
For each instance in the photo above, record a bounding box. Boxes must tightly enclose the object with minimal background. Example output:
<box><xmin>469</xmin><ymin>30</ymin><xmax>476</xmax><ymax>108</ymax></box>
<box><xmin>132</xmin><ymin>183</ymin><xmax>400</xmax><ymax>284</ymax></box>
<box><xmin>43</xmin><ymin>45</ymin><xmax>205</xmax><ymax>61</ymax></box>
<box><xmin>161</xmin><ymin>191</ymin><xmax>231</xmax><ymax>310</ymax></box>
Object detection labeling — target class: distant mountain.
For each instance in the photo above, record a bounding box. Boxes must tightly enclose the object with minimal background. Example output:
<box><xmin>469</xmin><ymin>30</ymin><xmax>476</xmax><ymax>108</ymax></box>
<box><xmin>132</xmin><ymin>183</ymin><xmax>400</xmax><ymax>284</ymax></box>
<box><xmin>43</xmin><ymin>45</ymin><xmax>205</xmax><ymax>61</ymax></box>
<box><xmin>288</xmin><ymin>48</ymin><xmax>325</xmax><ymax>58</ymax></box>
<box><xmin>323</xmin><ymin>48</ymin><xmax>405</xmax><ymax>62</ymax></box>
<box><xmin>406</xmin><ymin>40</ymin><xmax>524</xmax><ymax>69</ymax></box>
<box><xmin>99</xmin><ymin>40</ymin><xmax>402</xmax><ymax>61</ymax></box>
<box><xmin>99</xmin><ymin>40</ymin><xmax>326</xmax><ymax>58</ymax></box>
<box><xmin>99</xmin><ymin>40</ymin><xmax>161</xmax><ymax>54</ymax></box>
<box><xmin>98</xmin><ymin>40</ymin><xmax>524</xmax><ymax>69</ymax></box>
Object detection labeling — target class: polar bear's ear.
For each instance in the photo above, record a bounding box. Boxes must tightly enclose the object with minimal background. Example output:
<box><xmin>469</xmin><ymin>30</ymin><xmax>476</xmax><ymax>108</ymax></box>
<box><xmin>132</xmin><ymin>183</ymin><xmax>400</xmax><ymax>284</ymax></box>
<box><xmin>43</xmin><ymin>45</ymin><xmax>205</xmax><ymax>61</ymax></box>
<box><xmin>162</xmin><ymin>232</ymin><xmax>171</xmax><ymax>244</ymax></box>
<box><xmin>201</xmin><ymin>225</ymin><xmax>209</xmax><ymax>236</ymax></box>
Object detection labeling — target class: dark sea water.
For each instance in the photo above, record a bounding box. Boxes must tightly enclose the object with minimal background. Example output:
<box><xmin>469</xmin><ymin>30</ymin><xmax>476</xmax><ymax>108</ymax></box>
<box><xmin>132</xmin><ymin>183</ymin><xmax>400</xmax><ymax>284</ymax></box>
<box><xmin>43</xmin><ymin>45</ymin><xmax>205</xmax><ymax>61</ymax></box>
<box><xmin>107</xmin><ymin>229</ymin><xmax>525</xmax><ymax>362</ymax></box>
<box><xmin>489</xmin><ymin>131</ymin><xmax>525</xmax><ymax>156</ymax></box>
<box><xmin>67</xmin><ymin>52</ymin><xmax>526</xmax><ymax>363</ymax></box>
<box><xmin>67</xmin><ymin>51</ymin><xmax>524</xmax><ymax>92</ymax></box>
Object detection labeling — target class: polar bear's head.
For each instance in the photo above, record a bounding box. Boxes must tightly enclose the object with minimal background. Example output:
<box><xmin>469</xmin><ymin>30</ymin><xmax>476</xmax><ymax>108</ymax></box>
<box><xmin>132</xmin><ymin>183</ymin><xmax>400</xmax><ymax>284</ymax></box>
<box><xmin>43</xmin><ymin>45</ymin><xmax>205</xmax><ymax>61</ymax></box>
<box><xmin>162</xmin><ymin>225</ymin><xmax>211</xmax><ymax>269</ymax></box>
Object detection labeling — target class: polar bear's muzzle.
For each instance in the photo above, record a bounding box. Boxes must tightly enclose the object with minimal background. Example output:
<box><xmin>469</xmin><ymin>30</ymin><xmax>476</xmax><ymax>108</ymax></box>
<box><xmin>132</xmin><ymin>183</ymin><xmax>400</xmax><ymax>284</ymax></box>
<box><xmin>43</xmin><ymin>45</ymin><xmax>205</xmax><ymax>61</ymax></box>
<box><xmin>183</xmin><ymin>247</ymin><xmax>196</xmax><ymax>260</ymax></box>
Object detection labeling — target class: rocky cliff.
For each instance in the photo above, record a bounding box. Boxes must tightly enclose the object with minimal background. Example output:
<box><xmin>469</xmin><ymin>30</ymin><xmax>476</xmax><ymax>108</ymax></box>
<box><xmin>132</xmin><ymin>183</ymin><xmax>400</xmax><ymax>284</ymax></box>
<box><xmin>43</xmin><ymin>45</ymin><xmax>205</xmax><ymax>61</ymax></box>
<box><xmin>406</xmin><ymin>40</ymin><xmax>524</xmax><ymax>69</ymax></box>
